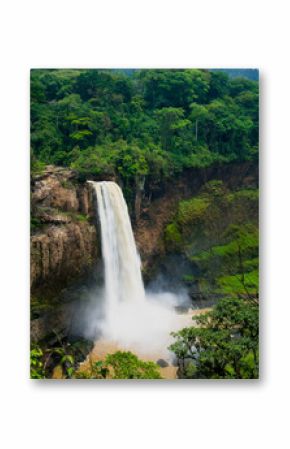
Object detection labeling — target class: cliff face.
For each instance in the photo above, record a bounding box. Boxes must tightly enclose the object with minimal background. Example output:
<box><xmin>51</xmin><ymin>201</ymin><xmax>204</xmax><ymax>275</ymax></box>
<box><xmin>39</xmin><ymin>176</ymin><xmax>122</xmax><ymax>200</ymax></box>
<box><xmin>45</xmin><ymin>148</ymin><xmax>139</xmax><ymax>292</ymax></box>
<box><xmin>31</xmin><ymin>223</ymin><xmax>97</xmax><ymax>291</ymax></box>
<box><xmin>135</xmin><ymin>162</ymin><xmax>258</xmax><ymax>273</ymax></box>
<box><xmin>31</xmin><ymin>166</ymin><xmax>99</xmax><ymax>301</ymax></box>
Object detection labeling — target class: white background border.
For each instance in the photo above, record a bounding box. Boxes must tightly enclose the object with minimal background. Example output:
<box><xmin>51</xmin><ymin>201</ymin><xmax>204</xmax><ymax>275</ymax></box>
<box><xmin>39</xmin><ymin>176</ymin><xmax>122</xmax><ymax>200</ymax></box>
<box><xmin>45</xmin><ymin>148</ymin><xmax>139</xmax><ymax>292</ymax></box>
<box><xmin>0</xmin><ymin>1</ymin><xmax>289</xmax><ymax>448</ymax></box>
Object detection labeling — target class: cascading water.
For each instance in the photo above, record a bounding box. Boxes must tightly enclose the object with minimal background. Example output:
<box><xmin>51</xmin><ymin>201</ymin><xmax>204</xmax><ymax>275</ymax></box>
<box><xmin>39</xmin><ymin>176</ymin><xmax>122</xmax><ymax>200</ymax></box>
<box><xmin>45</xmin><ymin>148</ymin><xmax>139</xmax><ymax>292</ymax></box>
<box><xmin>88</xmin><ymin>180</ymin><xmax>189</xmax><ymax>356</ymax></box>
<box><xmin>92</xmin><ymin>181</ymin><xmax>145</xmax><ymax>307</ymax></box>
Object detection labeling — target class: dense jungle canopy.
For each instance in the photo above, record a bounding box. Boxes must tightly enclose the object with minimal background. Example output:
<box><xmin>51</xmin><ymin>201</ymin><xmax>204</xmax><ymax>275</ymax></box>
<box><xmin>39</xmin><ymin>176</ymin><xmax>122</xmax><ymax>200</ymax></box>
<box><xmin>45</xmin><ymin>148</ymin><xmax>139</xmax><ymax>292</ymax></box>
<box><xmin>31</xmin><ymin>68</ymin><xmax>258</xmax><ymax>197</ymax></box>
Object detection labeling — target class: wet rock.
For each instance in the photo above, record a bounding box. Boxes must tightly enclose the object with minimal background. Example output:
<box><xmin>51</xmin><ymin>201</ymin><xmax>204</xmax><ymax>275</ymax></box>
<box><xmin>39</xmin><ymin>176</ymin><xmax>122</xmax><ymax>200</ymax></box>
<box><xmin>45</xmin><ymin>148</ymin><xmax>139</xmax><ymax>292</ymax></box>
<box><xmin>157</xmin><ymin>359</ymin><xmax>169</xmax><ymax>368</ymax></box>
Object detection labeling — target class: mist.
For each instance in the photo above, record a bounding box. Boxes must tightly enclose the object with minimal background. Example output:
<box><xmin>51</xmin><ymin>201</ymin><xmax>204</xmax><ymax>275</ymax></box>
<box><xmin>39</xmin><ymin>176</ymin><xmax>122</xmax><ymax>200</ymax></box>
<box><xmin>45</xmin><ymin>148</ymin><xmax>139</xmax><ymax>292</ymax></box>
<box><xmin>73</xmin><ymin>181</ymin><xmax>193</xmax><ymax>362</ymax></box>
<box><xmin>71</xmin><ymin>279</ymin><xmax>192</xmax><ymax>362</ymax></box>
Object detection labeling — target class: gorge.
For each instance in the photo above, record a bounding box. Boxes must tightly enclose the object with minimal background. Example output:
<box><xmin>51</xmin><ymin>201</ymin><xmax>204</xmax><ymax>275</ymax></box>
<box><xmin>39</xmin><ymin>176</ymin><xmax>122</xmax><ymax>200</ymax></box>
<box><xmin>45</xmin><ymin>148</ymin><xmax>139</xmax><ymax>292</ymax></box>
<box><xmin>30</xmin><ymin>162</ymin><xmax>258</xmax><ymax>378</ymax></box>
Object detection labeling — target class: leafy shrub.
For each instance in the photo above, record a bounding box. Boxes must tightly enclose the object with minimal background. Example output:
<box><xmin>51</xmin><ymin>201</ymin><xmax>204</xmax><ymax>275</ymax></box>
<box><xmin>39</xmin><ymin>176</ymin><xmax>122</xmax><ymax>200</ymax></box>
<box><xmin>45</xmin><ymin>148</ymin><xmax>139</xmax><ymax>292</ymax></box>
<box><xmin>170</xmin><ymin>297</ymin><xmax>259</xmax><ymax>379</ymax></box>
<box><xmin>164</xmin><ymin>222</ymin><xmax>182</xmax><ymax>251</ymax></box>
<box><xmin>106</xmin><ymin>351</ymin><xmax>162</xmax><ymax>379</ymax></box>
<box><xmin>75</xmin><ymin>351</ymin><xmax>162</xmax><ymax>379</ymax></box>
<box><xmin>30</xmin><ymin>345</ymin><xmax>45</xmax><ymax>379</ymax></box>
<box><xmin>177</xmin><ymin>197</ymin><xmax>209</xmax><ymax>225</ymax></box>
<box><xmin>30</xmin><ymin>216</ymin><xmax>43</xmax><ymax>231</ymax></box>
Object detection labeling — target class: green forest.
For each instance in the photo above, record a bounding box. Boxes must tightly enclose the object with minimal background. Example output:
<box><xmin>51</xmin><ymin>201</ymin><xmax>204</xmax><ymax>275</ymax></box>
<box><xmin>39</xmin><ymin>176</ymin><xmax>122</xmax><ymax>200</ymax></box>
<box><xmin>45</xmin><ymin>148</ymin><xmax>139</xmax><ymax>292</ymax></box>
<box><xmin>31</xmin><ymin>69</ymin><xmax>259</xmax><ymax>380</ymax></box>
<box><xmin>31</xmin><ymin>69</ymin><xmax>258</xmax><ymax>200</ymax></box>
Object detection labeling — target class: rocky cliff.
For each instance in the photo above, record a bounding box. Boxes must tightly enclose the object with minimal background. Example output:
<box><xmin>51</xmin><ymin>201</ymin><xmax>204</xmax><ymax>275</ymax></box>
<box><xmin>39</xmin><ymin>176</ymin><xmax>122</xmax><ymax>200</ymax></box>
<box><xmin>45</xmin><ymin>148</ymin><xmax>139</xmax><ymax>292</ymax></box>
<box><xmin>30</xmin><ymin>166</ymin><xmax>100</xmax><ymax>341</ymax></box>
<box><xmin>31</xmin><ymin>165</ymin><xmax>99</xmax><ymax>293</ymax></box>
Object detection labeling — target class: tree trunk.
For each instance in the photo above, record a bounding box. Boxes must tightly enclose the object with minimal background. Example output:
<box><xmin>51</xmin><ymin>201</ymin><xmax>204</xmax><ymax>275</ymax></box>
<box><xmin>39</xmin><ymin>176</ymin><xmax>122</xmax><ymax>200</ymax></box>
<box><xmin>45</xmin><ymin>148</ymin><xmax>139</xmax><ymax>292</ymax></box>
<box><xmin>135</xmin><ymin>175</ymin><xmax>145</xmax><ymax>223</ymax></box>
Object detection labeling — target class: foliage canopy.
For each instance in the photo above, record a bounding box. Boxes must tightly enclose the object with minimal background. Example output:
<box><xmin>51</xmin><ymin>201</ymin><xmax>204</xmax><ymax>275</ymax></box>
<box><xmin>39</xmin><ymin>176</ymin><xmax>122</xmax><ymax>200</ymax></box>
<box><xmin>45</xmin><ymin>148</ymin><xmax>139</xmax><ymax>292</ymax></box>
<box><xmin>31</xmin><ymin>69</ymin><xmax>259</xmax><ymax>198</ymax></box>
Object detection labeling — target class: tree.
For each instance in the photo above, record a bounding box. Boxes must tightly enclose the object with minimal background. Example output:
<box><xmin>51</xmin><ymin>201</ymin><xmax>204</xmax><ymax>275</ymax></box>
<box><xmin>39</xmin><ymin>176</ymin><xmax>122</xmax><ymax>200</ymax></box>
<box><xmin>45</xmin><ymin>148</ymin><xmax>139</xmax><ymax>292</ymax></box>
<box><xmin>156</xmin><ymin>107</ymin><xmax>189</xmax><ymax>151</ymax></box>
<box><xmin>112</xmin><ymin>142</ymin><xmax>149</xmax><ymax>220</ymax></box>
<box><xmin>170</xmin><ymin>297</ymin><xmax>259</xmax><ymax>379</ymax></box>
<box><xmin>189</xmin><ymin>103</ymin><xmax>209</xmax><ymax>142</ymax></box>
<box><xmin>208</xmin><ymin>70</ymin><xmax>230</xmax><ymax>100</ymax></box>
<box><xmin>31</xmin><ymin>68</ymin><xmax>258</xmax><ymax>202</ymax></box>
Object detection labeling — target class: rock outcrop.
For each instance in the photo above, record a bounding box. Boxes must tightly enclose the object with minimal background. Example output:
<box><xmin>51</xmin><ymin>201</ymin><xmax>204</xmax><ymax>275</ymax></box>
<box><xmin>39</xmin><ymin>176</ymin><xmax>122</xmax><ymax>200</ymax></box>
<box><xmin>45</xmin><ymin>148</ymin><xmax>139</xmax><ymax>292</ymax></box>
<box><xmin>30</xmin><ymin>166</ymin><xmax>99</xmax><ymax>320</ymax></box>
<box><xmin>31</xmin><ymin>165</ymin><xmax>90</xmax><ymax>216</ymax></box>
<box><xmin>31</xmin><ymin>222</ymin><xmax>97</xmax><ymax>292</ymax></box>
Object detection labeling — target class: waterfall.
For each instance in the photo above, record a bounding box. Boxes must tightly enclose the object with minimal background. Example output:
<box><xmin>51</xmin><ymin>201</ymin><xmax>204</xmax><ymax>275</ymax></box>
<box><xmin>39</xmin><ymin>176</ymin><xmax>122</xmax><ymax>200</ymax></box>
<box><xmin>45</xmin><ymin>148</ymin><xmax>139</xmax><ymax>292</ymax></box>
<box><xmin>87</xmin><ymin>180</ymin><xmax>187</xmax><ymax>355</ymax></box>
<box><xmin>89</xmin><ymin>181</ymin><xmax>145</xmax><ymax>309</ymax></box>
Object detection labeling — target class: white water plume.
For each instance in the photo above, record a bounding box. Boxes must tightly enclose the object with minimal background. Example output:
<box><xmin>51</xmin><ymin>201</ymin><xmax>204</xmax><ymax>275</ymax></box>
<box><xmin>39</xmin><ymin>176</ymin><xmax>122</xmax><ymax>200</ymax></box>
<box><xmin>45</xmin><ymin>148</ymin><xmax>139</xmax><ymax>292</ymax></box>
<box><xmin>88</xmin><ymin>181</ymin><xmax>189</xmax><ymax>357</ymax></box>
